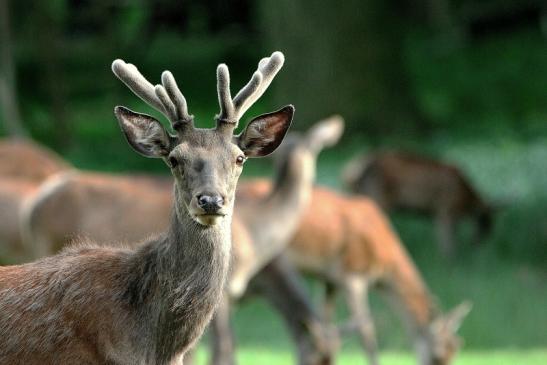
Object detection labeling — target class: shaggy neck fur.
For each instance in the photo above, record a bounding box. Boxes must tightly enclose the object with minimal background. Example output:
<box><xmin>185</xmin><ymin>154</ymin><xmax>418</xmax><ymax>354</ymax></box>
<box><xmin>124</xmin><ymin>185</ymin><xmax>231</xmax><ymax>364</ymax></box>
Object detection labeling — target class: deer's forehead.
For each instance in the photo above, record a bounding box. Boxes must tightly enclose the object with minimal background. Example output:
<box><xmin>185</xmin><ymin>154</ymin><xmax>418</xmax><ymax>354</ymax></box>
<box><xmin>174</xmin><ymin>133</ymin><xmax>241</xmax><ymax>160</ymax></box>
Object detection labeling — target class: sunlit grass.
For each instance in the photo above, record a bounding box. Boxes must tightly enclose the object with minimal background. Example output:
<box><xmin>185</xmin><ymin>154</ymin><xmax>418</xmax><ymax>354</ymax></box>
<box><xmin>191</xmin><ymin>347</ymin><xmax>547</xmax><ymax>365</ymax></box>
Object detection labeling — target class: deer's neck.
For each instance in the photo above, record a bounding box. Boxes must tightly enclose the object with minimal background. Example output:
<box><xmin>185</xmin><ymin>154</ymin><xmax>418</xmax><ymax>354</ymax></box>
<box><xmin>249</xmin><ymin>150</ymin><xmax>315</xmax><ymax>264</ymax></box>
<box><xmin>382</xmin><ymin>250</ymin><xmax>439</xmax><ymax>358</ymax></box>
<box><xmin>127</xmin><ymin>185</ymin><xmax>232</xmax><ymax>363</ymax></box>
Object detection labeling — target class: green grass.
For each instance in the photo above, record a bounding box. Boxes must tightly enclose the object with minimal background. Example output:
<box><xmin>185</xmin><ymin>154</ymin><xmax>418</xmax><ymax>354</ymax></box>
<box><xmin>190</xmin><ymin>347</ymin><xmax>547</xmax><ymax>365</ymax></box>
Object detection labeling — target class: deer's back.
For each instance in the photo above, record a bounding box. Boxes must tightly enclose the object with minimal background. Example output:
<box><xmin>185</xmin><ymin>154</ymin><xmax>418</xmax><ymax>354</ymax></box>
<box><xmin>0</xmin><ymin>139</ymin><xmax>69</xmax><ymax>183</ymax></box>
<box><xmin>351</xmin><ymin>152</ymin><xmax>482</xmax><ymax>214</ymax></box>
<box><xmin>289</xmin><ymin>188</ymin><xmax>410</xmax><ymax>279</ymax></box>
<box><xmin>26</xmin><ymin>172</ymin><xmax>172</xmax><ymax>254</ymax></box>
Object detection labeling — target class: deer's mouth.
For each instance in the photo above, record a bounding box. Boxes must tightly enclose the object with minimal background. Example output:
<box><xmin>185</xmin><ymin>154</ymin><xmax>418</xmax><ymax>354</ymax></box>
<box><xmin>194</xmin><ymin>213</ymin><xmax>227</xmax><ymax>226</ymax></box>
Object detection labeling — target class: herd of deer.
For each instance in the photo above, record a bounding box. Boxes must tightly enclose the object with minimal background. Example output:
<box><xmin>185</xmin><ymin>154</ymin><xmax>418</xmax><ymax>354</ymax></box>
<box><xmin>0</xmin><ymin>52</ymin><xmax>495</xmax><ymax>365</ymax></box>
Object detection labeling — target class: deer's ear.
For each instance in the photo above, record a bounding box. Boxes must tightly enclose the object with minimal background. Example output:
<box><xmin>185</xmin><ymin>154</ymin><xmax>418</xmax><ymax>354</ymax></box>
<box><xmin>114</xmin><ymin>106</ymin><xmax>173</xmax><ymax>158</ymax></box>
<box><xmin>305</xmin><ymin>115</ymin><xmax>345</xmax><ymax>153</ymax></box>
<box><xmin>445</xmin><ymin>301</ymin><xmax>472</xmax><ymax>333</ymax></box>
<box><xmin>237</xmin><ymin>105</ymin><xmax>294</xmax><ymax>158</ymax></box>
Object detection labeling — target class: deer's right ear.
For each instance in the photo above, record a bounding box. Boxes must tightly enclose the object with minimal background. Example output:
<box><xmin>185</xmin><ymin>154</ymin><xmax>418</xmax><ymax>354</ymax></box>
<box><xmin>114</xmin><ymin>106</ymin><xmax>173</xmax><ymax>158</ymax></box>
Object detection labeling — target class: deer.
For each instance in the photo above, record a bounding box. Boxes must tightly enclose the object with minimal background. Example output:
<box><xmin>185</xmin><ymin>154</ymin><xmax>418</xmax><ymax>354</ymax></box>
<box><xmin>21</xmin><ymin>171</ymin><xmax>173</xmax><ymax>259</ymax></box>
<box><xmin>208</xmin><ymin>116</ymin><xmax>345</xmax><ymax>365</ymax></box>
<box><xmin>237</xmin><ymin>185</ymin><xmax>472</xmax><ymax>365</ymax></box>
<box><xmin>0</xmin><ymin>52</ymin><xmax>293</xmax><ymax>364</ymax></box>
<box><xmin>0</xmin><ymin>139</ymin><xmax>70</xmax><ymax>263</ymax></box>
<box><xmin>21</xmin><ymin>118</ymin><xmax>344</xmax><ymax>365</ymax></box>
<box><xmin>342</xmin><ymin>150</ymin><xmax>494</xmax><ymax>257</ymax></box>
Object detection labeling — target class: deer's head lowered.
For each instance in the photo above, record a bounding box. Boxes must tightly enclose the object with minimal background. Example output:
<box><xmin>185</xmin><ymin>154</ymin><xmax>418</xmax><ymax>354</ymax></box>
<box><xmin>112</xmin><ymin>53</ymin><xmax>293</xmax><ymax>226</ymax></box>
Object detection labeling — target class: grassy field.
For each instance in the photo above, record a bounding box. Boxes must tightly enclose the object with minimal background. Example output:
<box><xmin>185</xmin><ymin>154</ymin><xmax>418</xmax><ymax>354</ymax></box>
<box><xmin>190</xmin><ymin>347</ymin><xmax>547</xmax><ymax>365</ymax></box>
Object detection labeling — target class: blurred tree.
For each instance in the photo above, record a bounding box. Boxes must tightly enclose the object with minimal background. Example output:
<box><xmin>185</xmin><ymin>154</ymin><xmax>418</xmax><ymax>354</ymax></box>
<box><xmin>258</xmin><ymin>0</ymin><xmax>431</xmax><ymax>135</ymax></box>
<box><xmin>0</xmin><ymin>0</ymin><xmax>27</xmax><ymax>137</ymax></box>
<box><xmin>33</xmin><ymin>1</ymin><xmax>72</xmax><ymax>149</ymax></box>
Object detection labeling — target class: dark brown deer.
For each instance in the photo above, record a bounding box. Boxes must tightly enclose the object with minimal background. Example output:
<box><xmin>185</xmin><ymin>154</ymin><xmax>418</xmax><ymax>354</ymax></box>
<box><xmin>209</xmin><ymin>116</ymin><xmax>344</xmax><ymax>365</ymax></box>
<box><xmin>342</xmin><ymin>151</ymin><xmax>494</xmax><ymax>257</ymax></box>
<box><xmin>0</xmin><ymin>53</ymin><xmax>292</xmax><ymax>364</ymax></box>
<box><xmin>238</xmin><ymin>184</ymin><xmax>472</xmax><ymax>365</ymax></box>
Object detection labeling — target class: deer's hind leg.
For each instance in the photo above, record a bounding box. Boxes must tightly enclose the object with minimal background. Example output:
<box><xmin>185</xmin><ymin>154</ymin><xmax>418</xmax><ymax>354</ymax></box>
<box><xmin>341</xmin><ymin>274</ymin><xmax>379</xmax><ymax>365</ymax></box>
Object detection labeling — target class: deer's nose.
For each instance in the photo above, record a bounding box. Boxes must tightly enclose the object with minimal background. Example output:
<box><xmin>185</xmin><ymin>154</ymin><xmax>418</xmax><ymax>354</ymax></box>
<box><xmin>197</xmin><ymin>194</ymin><xmax>224</xmax><ymax>214</ymax></box>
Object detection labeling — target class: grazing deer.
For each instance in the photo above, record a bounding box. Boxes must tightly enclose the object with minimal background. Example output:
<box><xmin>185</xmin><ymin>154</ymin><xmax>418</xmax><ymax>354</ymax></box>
<box><xmin>0</xmin><ymin>53</ymin><xmax>292</xmax><ymax>364</ymax></box>
<box><xmin>0</xmin><ymin>139</ymin><xmax>70</xmax><ymax>263</ymax></box>
<box><xmin>342</xmin><ymin>151</ymin><xmax>494</xmax><ymax>257</ymax></box>
<box><xmin>238</xmin><ymin>185</ymin><xmax>472</xmax><ymax>365</ymax></box>
<box><xmin>209</xmin><ymin>116</ymin><xmax>345</xmax><ymax>365</ymax></box>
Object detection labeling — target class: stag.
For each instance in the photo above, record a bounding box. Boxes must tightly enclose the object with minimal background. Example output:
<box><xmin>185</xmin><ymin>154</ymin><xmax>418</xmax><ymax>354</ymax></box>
<box><xmin>0</xmin><ymin>52</ymin><xmax>292</xmax><ymax>365</ymax></box>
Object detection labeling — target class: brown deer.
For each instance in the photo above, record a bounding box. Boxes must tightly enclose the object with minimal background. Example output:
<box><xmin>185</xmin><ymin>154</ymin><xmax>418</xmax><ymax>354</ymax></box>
<box><xmin>238</xmin><ymin>184</ymin><xmax>472</xmax><ymax>365</ymax></box>
<box><xmin>342</xmin><ymin>151</ymin><xmax>494</xmax><ymax>257</ymax></box>
<box><xmin>208</xmin><ymin>116</ymin><xmax>344</xmax><ymax>365</ymax></box>
<box><xmin>0</xmin><ymin>53</ymin><xmax>292</xmax><ymax>364</ymax></box>
<box><xmin>21</xmin><ymin>171</ymin><xmax>173</xmax><ymax>259</ymax></box>
<box><xmin>22</xmin><ymin>118</ymin><xmax>344</xmax><ymax>365</ymax></box>
<box><xmin>0</xmin><ymin>139</ymin><xmax>70</xmax><ymax>262</ymax></box>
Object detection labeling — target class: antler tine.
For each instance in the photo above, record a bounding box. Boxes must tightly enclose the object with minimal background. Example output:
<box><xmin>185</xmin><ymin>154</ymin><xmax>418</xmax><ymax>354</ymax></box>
<box><xmin>232</xmin><ymin>51</ymin><xmax>284</xmax><ymax>121</ymax></box>
<box><xmin>154</xmin><ymin>85</ymin><xmax>178</xmax><ymax>123</ymax></box>
<box><xmin>162</xmin><ymin>71</ymin><xmax>192</xmax><ymax>123</ymax></box>
<box><xmin>216</xmin><ymin>64</ymin><xmax>235</xmax><ymax>122</ymax></box>
<box><xmin>111</xmin><ymin>59</ymin><xmax>166</xmax><ymax>115</ymax></box>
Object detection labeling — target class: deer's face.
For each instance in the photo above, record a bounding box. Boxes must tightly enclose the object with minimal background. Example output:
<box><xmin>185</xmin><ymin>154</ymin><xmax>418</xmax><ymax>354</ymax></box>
<box><xmin>115</xmin><ymin>106</ymin><xmax>293</xmax><ymax>226</ymax></box>
<box><xmin>112</xmin><ymin>52</ymin><xmax>292</xmax><ymax>225</ymax></box>
<box><xmin>420</xmin><ymin>302</ymin><xmax>471</xmax><ymax>365</ymax></box>
<box><xmin>168</xmin><ymin>130</ymin><xmax>244</xmax><ymax>225</ymax></box>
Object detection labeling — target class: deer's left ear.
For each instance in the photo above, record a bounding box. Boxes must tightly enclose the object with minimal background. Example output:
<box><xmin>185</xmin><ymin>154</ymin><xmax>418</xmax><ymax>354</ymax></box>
<box><xmin>114</xmin><ymin>106</ymin><xmax>174</xmax><ymax>158</ymax></box>
<box><xmin>237</xmin><ymin>105</ymin><xmax>294</xmax><ymax>158</ymax></box>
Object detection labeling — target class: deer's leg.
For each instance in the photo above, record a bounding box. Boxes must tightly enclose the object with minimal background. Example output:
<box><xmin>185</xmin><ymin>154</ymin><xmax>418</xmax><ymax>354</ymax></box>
<box><xmin>323</xmin><ymin>281</ymin><xmax>337</xmax><ymax>323</ymax></box>
<box><xmin>435</xmin><ymin>209</ymin><xmax>456</xmax><ymax>258</ymax></box>
<box><xmin>209</xmin><ymin>295</ymin><xmax>236</xmax><ymax>365</ymax></box>
<box><xmin>252</xmin><ymin>253</ymin><xmax>335</xmax><ymax>365</ymax></box>
<box><xmin>341</xmin><ymin>274</ymin><xmax>379</xmax><ymax>365</ymax></box>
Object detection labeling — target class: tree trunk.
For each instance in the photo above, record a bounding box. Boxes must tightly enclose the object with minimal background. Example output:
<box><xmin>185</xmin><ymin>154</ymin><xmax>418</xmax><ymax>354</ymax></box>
<box><xmin>258</xmin><ymin>0</ymin><xmax>430</xmax><ymax>135</ymax></box>
<box><xmin>0</xmin><ymin>0</ymin><xmax>27</xmax><ymax>138</ymax></box>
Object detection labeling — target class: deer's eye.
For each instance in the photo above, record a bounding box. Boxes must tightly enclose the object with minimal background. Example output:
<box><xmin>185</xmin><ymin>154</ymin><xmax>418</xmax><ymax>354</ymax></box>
<box><xmin>236</xmin><ymin>155</ymin><xmax>246</xmax><ymax>166</ymax></box>
<box><xmin>168</xmin><ymin>156</ymin><xmax>179</xmax><ymax>168</ymax></box>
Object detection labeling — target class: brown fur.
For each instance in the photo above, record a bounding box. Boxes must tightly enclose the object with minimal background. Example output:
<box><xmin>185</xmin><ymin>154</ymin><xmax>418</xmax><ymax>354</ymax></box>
<box><xmin>0</xmin><ymin>139</ymin><xmax>70</xmax><ymax>263</ymax></box>
<box><xmin>0</xmin><ymin>178</ymin><xmax>39</xmax><ymax>263</ymax></box>
<box><xmin>23</xmin><ymin>171</ymin><xmax>173</xmax><ymax>258</ymax></box>
<box><xmin>343</xmin><ymin>151</ymin><xmax>493</xmax><ymax>256</ymax></box>
<box><xmin>238</xmin><ymin>181</ymin><xmax>471</xmax><ymax>365</ymax></box>
<box><xmin>0</xmin><ymin>139</ymin><xmax>69</xmax><ymax>182</ymax></box>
